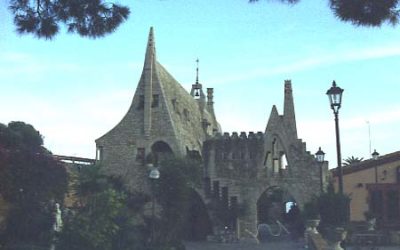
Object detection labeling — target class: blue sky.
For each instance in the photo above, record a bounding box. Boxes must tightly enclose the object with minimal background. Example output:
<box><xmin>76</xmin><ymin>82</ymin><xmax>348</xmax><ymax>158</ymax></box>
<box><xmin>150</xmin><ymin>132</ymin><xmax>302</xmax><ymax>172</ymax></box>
<box><xmin>1</xmin><ymin>0</ymin><xmax>400</xmax><ymax>166</ymax></box>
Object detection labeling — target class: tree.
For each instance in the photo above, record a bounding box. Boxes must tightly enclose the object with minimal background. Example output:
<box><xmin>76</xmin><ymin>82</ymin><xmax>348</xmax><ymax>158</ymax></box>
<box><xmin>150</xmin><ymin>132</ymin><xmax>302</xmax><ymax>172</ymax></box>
<box><xmin>302</xmin><ymin>183</ymin><xmax>350</xmax><ymax>236</ymax></box>
<box><xmin>251</xmin><ymin>0</ymin><xmax>400</xmax><ymax>27</ymax></box>
<box><xmin>7</xmin><ymin>1</ymin><xmax>400</xmax><ymax>40</ymax></box>
<box><xmin>343</xmin><ymin>156</ymin><xmax>364</xmax><ymax>167</ymax></box>
<box><xmin>57</xmin><ymin>164</ymin><xmax>150</xmax><ymax>250</ymax></box>
<box><xmin>0</xmin><ymin>121</ymin><xmax>68</xmax><ymax>248</ymax></box>
<box><xmin>317</xmin><ymin>183</ymin><xmax>350</xmax><ymax>228</ymax></box>
<box><xmin>8</xmin><ymin>0</ymin><xmax>129</xmax><ymax>39</ymax></box>
<box><xmin>154</xmin><ymin>156</ymin><xmax>202</xmax><ymax>246</ymax></box>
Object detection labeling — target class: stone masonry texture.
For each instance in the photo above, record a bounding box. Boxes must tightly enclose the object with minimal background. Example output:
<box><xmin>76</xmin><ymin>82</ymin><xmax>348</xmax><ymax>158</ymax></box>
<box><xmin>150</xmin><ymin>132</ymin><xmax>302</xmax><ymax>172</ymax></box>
<box><xmin>95</xmin><ymin>27</ymin><xmax>327</xmax><ymax>237</ymax></box>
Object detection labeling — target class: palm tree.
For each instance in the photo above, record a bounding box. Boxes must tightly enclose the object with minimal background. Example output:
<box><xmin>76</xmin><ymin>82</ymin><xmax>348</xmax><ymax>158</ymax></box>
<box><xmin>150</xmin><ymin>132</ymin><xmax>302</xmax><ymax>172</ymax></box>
<box><xmin>343</xmin><ymin>156</ymin><xmax>364</xmax><ymax>167</ymax></box>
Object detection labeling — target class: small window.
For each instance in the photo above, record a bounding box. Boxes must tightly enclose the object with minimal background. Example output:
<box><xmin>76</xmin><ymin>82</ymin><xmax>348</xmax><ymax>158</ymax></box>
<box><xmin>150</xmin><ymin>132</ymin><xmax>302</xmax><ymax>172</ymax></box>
<box><xmin>137</xmin><ymin>95</ymin><xmax>144</xmax><ymax>109</ymax></box>
<box><xmin>152</xmin><ymin>94</ymin><xmax>159</xmax><ymax>107</ymax></box>
<box><xmin>96</xmin><ymin>146</ymin><xmax>104</xmax><ymax>161</ymax></box>
<box><xmin>194</xmin><ymin>88</ymin><xmax>201</xmax><ymax>99</ymax></box>
<box><xmin>183</xmin><ymin>109</ymin><xmax>190</xmax><ymax>121</ymax></box>
<box><xmin>221</xmin><ymin>187</ymin><xmax>229</xmax><ymax>208</ymax></box>
<box><xmin>273</xmin><ymin>158</ymin><xmax>280</xmax><ymax>173</ymax></box>
<box><xmin>263</xmin><ymin>152</ymin><xmax>270</xmax><ymax>165</ymax></box>
<box><xmin>213</xmin><ymin>181</ymin><xmax>220</xmax><ymax>199</ymax></box>
<box><xmin>171</xmin><ymin>99</ymin><xmax>178</xmax><ymax>112</ymax></box>
<box><xmin>280</xmin><ymin>153</ymin><xmax>288</xmax><ymax>170</ymax></box>
<box><xmin>230</xmin><ymin>196</ymin><xmax>238</xmax><ymax>211</ymax></box>
<box><xmin>136</xmin><ymin>148</ymin><xmax>145</xmax><ymax>162</ymax></box>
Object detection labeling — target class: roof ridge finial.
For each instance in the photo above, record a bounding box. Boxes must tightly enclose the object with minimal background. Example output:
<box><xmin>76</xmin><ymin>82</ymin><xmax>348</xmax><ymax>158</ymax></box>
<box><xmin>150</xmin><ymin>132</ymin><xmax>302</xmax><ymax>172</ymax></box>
<box><xmin>196</xmin><ymin>58</ymin><xmax>199</xmax><ymax>84</ymax></box>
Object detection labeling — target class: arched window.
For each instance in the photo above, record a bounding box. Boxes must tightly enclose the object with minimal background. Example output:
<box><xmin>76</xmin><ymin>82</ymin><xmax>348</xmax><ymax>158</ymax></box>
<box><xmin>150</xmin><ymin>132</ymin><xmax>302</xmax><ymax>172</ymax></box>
<box><xmin>96</xmin><ymin>146</ymin><xmax>103</xmax><ymax>161</ymax></box>
<box><xmin>148</xmin><ymin>141</ymin><xmax>174</xmax><ymax>165</ymax></box>
<box><xmin>280</xmin><ymin>153</ymin><xmax>288</xmax><ymax>170</ymax></box>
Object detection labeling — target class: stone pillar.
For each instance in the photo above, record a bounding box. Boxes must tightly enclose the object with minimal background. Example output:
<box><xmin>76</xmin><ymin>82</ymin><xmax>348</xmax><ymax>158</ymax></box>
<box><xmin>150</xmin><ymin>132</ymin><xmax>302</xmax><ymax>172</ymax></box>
<box><xmin>238</xmin><ymin>200</ymin><xmax>258</xmax><ymax>242</ymax></box>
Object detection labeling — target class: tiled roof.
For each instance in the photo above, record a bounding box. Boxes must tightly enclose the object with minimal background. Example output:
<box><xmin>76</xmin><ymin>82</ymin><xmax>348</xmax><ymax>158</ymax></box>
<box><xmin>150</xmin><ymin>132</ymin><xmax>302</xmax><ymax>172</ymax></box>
<box><xmin>331</xmin><ymin>150</ymin><xmax>400</xmax><ymax>176</ymax></box>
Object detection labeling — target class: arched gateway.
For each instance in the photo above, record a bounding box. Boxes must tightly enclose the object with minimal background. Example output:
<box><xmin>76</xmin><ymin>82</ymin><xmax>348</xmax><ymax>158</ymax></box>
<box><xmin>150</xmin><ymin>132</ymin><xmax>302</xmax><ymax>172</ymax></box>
<box><xmin>95</xmin><ymin>28</ymin><xmax>329</xmax><ymax>240</ymax></box>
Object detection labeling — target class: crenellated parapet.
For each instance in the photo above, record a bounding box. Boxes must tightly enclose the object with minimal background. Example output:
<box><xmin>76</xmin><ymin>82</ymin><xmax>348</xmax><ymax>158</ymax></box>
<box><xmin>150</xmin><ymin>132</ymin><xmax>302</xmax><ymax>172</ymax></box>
<box><xmin>207</xmin><ymin>131</ymin><xmax>264</xmax><ymax>159</ymax></box>
<box><xmin>203</xmin><ymin>131</ymin><xmax>265</xmax><ymax>180</ymax></box>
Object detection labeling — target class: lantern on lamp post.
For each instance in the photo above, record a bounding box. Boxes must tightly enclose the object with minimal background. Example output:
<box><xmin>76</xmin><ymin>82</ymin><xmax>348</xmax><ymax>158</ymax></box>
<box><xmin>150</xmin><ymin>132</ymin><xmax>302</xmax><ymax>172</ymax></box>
<box><xmin>372</xmin><ymin>149</ymin><xmax>379</xmax><ymax>183</ymax></box>
<box><xmin>149</xmin><ymin>165</ymin><xmax>160</xmax><ymax>245</ymax></box>
<box><xmin>326</xmin><ymin>81</ymin><xmax>344</xmax><ymax>194</ymax></box>
<box><xmin>316</xmin><ymin>147</ymin><xmax>326</xmax><ymax>193</ymax></box>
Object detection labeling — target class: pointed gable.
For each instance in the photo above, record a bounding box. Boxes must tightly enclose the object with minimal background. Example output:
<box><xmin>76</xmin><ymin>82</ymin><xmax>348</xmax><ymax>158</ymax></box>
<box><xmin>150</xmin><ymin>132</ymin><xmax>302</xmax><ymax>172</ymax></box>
<box><xmin>96</xmin><ymin>28</ymin><xmax>220</xmax><ymax>188</ymax></box>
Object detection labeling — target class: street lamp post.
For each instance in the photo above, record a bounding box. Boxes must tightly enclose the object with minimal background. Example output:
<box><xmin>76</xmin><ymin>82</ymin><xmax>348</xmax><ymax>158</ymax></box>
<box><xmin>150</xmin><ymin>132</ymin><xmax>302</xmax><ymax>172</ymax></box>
<box><xmin>326</xmin><ymin>81</ymin><xmax>344</xmax><ymax>195</ymax></box>
<box><xmin>372</xmin><ymin>149</ymin><xmax>379</xmax><ymax>183</ymax></box>
<box><xmin>315</xmin><ymin>147</ymin><xmax>326</xmax><ymax>193</ymax></box>
<box><xmin>149</xmin><ymin>165</ymin><xmax>160</xmax><ymax>245</ymax></box>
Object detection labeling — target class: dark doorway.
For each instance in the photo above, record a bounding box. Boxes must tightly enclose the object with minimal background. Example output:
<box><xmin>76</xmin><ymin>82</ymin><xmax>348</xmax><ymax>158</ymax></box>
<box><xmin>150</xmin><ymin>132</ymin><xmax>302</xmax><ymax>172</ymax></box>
<box><xmin>256</xmin><ymin>187</ymin><xmax>300</xmax><ymax>240</ymax></box>
<box><xmin>182</xmin><ymin>189</ymin><xmax>213</xmax><ymax>241</ymax></box>
<box><xmin>368</xmin><ymin>183</ymin><xmax>400</xmax><ymax>227</ymax></box>
<box><xmin>147</xmin><ymin>141</ymin><xmax>174</xmax><ymax>165</ymax></box>
<box><xmin>257</xmin><ymin>187</ymin><xmax>285</xmax><ymax>224</ymax></box>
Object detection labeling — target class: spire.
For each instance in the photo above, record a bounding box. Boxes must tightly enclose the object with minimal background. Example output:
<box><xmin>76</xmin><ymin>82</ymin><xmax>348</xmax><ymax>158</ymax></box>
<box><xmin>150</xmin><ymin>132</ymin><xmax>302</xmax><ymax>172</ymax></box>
<box><xmin>196</xmin><ymin>58</ymin><xmax>199</xmax><ymax>84</ymax></box>
<box><xmin>283</xmin><ymin>80</ymin><xmax>298</xmax><ymax>138</ymax></box>
<box><xmin>142</xmin><ymin>27</ymin><xmax>157</xmax><ymax>137</ymax></box>
<box><xmin>144</xmin><ymin>27</ymin><xmax>156</xmax><ymax>70</ymax></box>
<box><xmin>190</xmin><ymin>58</ymin><xmax>205</xmax><ymax>101</ymax></box>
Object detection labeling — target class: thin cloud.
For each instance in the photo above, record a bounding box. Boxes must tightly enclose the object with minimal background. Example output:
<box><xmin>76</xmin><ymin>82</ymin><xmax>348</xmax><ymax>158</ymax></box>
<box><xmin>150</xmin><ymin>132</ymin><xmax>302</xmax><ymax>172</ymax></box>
<box><xmin>297</xmin><ymin>105</ymin><xmax>400</xmax><ymax>165</ymax></box>
<box><xmin>0</xmin><ymin>51</ymin><xmax>141</xmax><ymax>80</ymax></box>
<box><xmin>342</xmin><ymin>106</ymin><xmax>400</xmax><ymax>129</ymax></box>
<box><xmin>211</xmin><ymin>44</ymin><xmax>400</xmax><ymax>85</ymax></box>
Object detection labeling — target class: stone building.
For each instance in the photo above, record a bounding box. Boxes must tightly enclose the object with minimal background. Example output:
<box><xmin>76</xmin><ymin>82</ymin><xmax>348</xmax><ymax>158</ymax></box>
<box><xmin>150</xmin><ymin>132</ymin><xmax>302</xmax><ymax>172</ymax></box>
<box><xmin>96</xmin><ymin>27</ymin><xmax>220</xmax><ymax>192</ymax></box>
<box><xmin>96</xmin><ymin>27</ymin><xmax>327</xmax><ymax>239</ymax></box>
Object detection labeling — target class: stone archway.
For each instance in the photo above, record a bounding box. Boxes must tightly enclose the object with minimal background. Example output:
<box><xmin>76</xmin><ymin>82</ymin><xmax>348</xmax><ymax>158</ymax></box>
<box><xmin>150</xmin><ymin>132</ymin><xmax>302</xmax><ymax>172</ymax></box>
<box><xmin>147</xmin><ymin>141</ymin><xmax>174</xmax><ymax>165</ymax></box>
<box><xmin>256</xmin><ymin>186</ymin><xmax>303</xmax><ymax>240</ymax></box>
<box><xmin>181</xmin><ymin>189</ymin><xmax>213</xmax><ymax>241</ymax></box>
<box><xmin>257</xmin><ymin>186</ymin><xmax>288</xmax><ymax>224</ymax></box>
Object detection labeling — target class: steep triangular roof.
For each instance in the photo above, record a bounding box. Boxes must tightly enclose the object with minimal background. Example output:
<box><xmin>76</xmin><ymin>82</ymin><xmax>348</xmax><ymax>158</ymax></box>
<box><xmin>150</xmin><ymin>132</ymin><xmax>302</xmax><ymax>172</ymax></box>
<box><xmin>96</xmin><ymin>27</ymin><xmax>219</xmax><ymax>155</ymax></box>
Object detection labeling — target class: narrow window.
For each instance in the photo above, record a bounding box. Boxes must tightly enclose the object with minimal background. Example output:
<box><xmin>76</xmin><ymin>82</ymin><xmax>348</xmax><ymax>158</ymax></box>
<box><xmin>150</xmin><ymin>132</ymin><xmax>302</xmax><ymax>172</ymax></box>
<box><xmin>370</xmin><ymin>190</ymin><xmax>383</xmax><ymax>216</ymax></box>
<box><xmin>280</xmin><ymin>153</ymin><xmax>288</xmax><ymax>169</ymax></box>
<box><xmin>183</xmin><ymin>109</ymin><xmax>190</xmax><ymax>121</ymax></box>
<box><xmin>222</xmin><ymin>187</ymin><xmax>229</xmax><ymax>209</ymax></box>
<box><xmin>273</xmin><ymin>158</ymin><xmax>280</xmax><ymax>173</ymax></box>
<box><xmin>263</xmin><ymin>152</ymin><xmax>270</xmax><ymax>166</ymax></box>
<box><xmin>171</xmin><ymin>99</ymin><xmax>176</xmax><ymax>110</ymax></box>
<box><xmin>152</xmin><ymin>94</ymin><xmax>159</xmax><ymax>107</ymax></box>
<box><xmin>387</xmin><ymin>190</ymin><xmax>400</xmax><ymax>220</ymax></box>
<box><xmin>230</xmin><ymin>196</ymin><xmax>238</xmax><ymax>211</ymax></box>
<box><xmin>137</xmin><ymin>95</ymin><xmax>144</xmax><ymax>109</ymax></box>
<box><xmin>136</xmin><ymin>148</ymin><xmax>145</xmax><ymax>162</ymax></box>
<box><xmin>96</xmin><ymin>146</ymin><xmax>104</xmax><ymax>161</ymax></box>
<box><xmin>213</xmin><ymin>181</ymin><xmax>220</xmax><ymax>199</ymax></box>
<box><xmin>232</xmin><ymin>151</ymin><xmax>237</xmax><ymax>160</ymax></box>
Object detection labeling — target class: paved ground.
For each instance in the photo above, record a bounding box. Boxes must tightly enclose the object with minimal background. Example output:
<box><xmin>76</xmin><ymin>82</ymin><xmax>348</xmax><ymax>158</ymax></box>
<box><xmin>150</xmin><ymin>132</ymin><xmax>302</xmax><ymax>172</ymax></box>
<box><xmin>185</xmin><ymin>240</ymin><xmax>305</xmax><ymax>250</ymax></box>
<box><xmin>185</xmin><ymin>241</ymin><xmax>400</xmax><ymax>250</ymax></box>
